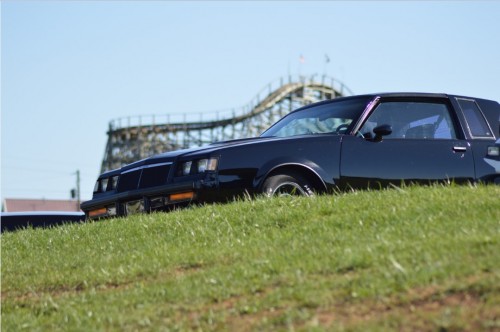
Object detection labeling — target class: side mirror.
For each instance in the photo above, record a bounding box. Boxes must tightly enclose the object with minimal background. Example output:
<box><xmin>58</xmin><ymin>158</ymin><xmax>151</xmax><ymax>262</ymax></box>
<box><xmin>373</xmin><ymin>124</ymin><xmax>392</xmax><ymax>142</ymax></box>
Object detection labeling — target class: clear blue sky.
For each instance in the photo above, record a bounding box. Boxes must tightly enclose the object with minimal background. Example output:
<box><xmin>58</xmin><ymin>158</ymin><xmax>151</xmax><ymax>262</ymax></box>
<box><xmin>2</xmin><ymin>1</ymin><xmax>500</xmax><ymax>202</ymax></box>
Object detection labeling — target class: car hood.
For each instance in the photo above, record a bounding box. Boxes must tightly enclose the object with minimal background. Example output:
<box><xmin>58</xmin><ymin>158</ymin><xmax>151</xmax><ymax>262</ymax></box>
<box><xmin>118</xmin><ymin>136</ymin><xmax>278</xmax><ymax>172</ymax></box>
<box><xmin>115</xmin><ymin>134</ymin><xmax>343</xmax><ymax>173</ymax></box>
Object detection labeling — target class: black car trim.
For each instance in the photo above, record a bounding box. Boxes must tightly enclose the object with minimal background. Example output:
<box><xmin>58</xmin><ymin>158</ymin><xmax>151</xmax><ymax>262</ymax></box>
<box><xmin>258</xmin><ymin>162</ymin><xmax>328</xmax><ymax>192</ymax></box>
<box><xmin>350</xmin><ymin>96</ymin><xmax>380</xmax><ymax>136</ymax></box>
<box><xmin>81</xmin><ymin>181</ymin><xmax>195</xmax><ymax>211</ymax></box>
<box><xmin>121</xmin><ymin>161</ymin><xmax>173</xmax><ymax>174</ymax></box>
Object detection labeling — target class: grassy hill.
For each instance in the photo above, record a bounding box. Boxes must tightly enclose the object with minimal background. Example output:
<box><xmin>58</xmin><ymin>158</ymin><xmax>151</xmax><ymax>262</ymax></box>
<box><xmin>2</xmin><ymin>185</ymin><xmax>500</xmax><ymax>331</ymax></box>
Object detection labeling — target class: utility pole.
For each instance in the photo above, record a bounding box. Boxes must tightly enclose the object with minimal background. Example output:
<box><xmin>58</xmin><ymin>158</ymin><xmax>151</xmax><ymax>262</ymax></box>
<box><xmin>72</xmin><ymin>170</ymin><xmax>81</xmax><ymax>211</ymax></box>
<box><xmin>76</xmin><ymin>169</ymin><xmax>81</xmax><ymax>209</ymax></box>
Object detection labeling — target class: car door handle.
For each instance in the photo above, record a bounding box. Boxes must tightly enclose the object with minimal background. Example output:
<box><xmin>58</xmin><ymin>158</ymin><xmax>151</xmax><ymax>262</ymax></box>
<box><xmin>453</xmin><ymin>146</ymin><xmax>467</xmax><ymax>152</ymax></box>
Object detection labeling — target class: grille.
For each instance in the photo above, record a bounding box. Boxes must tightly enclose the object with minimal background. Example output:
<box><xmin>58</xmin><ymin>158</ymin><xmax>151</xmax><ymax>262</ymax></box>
<box><xmin>139</xmin><ymin>164</ymin><xmax>171</xmax><ymax>189</ymax></box>
<box><xmin>117</xmin><ymin>164</ymin><xmax>172</xmax><ymax>193</ymax></box>
<box><xmin>117</xmin><ymin>170</ymin><xmax>141</xmax><ymax>192</ymax></box>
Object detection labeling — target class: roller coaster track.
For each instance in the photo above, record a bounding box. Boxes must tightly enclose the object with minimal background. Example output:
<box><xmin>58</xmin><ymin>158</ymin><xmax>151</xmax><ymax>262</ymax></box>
<box><xmin>101</xmin><ymin>74</ymin><xmax>353</xmax><ymax>172</ymax></box>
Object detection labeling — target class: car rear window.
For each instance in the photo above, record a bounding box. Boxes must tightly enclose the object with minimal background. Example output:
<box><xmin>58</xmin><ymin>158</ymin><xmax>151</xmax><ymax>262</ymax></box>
<box><xmin>457</xmin><ymin>98</ymin><xmax>494</xmax><ymax>138</ymax></box>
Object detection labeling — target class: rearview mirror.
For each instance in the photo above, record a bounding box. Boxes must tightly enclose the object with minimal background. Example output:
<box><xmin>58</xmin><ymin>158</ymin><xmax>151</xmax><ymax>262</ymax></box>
<box><xmin>373</xmin><ymin>124</ymin><xmax>392</xmax><ymax>142</ymax></box>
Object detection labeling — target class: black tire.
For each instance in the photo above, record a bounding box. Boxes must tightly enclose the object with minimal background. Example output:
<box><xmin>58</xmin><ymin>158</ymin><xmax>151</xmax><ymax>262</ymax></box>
<box><xmin>261</xmin><ymin>171</ymin><xmax>315</xmax><ymax>197</ymax></box>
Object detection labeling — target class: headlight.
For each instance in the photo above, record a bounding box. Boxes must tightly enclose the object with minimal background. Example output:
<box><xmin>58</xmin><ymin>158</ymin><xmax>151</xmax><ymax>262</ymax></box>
<box><xmin>94</xmin><ymin>175</ymin><xmax>119</xmax><ymax>193</ymax></box>
<box><xmin>108</xmin><ymin>176</ymin><xmax>119</xmax><ymax>190</ymax></box>
<box><xmin>93</xmin><ymin>180</ymin><xmax>100</xmax><ymax>193</ymax></box>
<box><xmin>181</xmin><ymin>161</ymin><xmax>193</xmax><ymax>176</ymax></box>
<box><xmin>101</xmin><ymin>178</ymin><xmax>108</xmax><ymax>192</ymax></box>
<box><xmin>197</xmin><ymin>158</ymin><xmax>218</xmax><ymax>172</ymax></box>
<box><xmin>176</xmin><ymin>158</ymin><xmax>218</xmax><ymax>176</ymax></box>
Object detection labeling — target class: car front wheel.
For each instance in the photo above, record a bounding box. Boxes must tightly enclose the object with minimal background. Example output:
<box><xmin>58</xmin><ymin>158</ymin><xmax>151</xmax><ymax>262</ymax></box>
<box><xmin>262</xmin><ymin>171</ymin><xmax>315</xmax><ymax>197</ymax></box>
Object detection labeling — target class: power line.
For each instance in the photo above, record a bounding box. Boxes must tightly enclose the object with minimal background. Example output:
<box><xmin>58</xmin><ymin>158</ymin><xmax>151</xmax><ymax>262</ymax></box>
<box><xmin>2</xmin><ymin>188</ymin><xmax>77</xmax><ymax>194</ymax></box>
<box><xmin>2</xmin><ymin>154</ymin><xmax>98</xmax><ymax>168</ymax></box>
<box><xmin>2</xmin><ymin>165</ymin><xmax>92</xmax><ymax>177</ymax></box>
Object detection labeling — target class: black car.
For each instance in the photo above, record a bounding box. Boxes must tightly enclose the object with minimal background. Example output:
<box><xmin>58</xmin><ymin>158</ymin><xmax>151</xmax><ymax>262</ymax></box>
<box><xmin>82</xmin><ymin>93</ymin><xmax>500</xmax><ymax>219</ymax></box>
<box><xmin>1</xmin><ymin>212</ymin><xmax>86</xmax><ymax>232</ymax></box>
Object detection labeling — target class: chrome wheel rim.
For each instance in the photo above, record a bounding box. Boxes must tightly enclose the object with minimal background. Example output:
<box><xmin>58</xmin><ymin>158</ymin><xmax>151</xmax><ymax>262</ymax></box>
<box><xmin>272</xmin><ymin>182</ymin><xmax>307</xmax><ymax>196</ymax></box>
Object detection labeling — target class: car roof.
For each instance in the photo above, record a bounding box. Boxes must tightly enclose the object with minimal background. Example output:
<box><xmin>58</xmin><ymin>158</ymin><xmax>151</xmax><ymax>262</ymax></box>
<box><xmin>292</xmin><ymin>92</ymin><xmax>499</xmax><ymax>113</ymax></box>
<box><xmin>294</xmin><ymin>93</ymin><xmax>443</xmax><ymax>111</ymax></box>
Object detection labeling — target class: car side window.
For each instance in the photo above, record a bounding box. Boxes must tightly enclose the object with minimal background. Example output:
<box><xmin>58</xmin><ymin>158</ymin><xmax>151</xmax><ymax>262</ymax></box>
<box><xmin>360</xmin><ymin>101</ymin><xmax>457</xmax><ymax>140</ymax></box>
<box><xmin>456</xmin><ymin>98</ymin><xmax>494</xmax><ymax>138</ymax></box>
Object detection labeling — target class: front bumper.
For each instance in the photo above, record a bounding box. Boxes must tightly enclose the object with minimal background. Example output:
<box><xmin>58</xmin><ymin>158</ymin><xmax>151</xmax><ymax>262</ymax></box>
<box><xmin>81</xmin><ymin>180</ymin><xmax>213</xmax><ymax>219</ymax></box>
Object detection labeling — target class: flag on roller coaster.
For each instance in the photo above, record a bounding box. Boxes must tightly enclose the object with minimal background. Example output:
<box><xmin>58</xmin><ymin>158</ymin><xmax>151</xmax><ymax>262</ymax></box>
<box><xmin>325</xmin><ymin>54</ymin><xmax>330</xmax><ymax>63</ymax></box>
<box><xmin>299</xmin><ymin>54</ymin><xmax>305</xmax><ymax>64</ymax></box>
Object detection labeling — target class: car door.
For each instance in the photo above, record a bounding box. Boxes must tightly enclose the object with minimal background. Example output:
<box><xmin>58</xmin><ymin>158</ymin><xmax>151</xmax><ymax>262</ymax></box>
<box><xmin>339</xmin><ymin>98</ymin><xmax>476</xmax><ymax>189</ymax></box>
<box><xmin>454</xmin><ymin>97</ymin><xmax>500</xmax><ymax>183</ymax></box>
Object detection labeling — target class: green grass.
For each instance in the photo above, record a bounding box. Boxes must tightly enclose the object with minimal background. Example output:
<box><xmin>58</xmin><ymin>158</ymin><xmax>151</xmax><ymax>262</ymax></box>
<box><xmin>2</xmin><ymin>185</ymin><xmax>500</xmax><ymax>331</ymax></box>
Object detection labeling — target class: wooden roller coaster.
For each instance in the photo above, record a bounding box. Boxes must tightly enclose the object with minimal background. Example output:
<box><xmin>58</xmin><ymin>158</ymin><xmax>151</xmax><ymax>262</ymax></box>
<box><xmin>101</xmin><ymin>74</ymin><xmax>353</xmax><ymax>172</ymax></box>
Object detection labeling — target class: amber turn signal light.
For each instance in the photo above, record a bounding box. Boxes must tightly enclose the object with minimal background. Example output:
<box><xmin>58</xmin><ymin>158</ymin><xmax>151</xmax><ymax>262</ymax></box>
<box><xmin>89</xmin><ymin>207</ymin><xmax>107</xmax><ymax>218</ymax></box>
<box><xmin>169</xmin><ymin>192</ymin><xmax>194</xmax><ymax>202</ymax></box>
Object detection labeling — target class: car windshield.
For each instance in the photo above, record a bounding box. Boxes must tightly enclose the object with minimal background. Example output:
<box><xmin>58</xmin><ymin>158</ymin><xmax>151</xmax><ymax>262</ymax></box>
<box><xmin>260</xmin><ymin>96</ymin><xmax>373</xmax><ymax>138</ymax></box>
